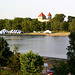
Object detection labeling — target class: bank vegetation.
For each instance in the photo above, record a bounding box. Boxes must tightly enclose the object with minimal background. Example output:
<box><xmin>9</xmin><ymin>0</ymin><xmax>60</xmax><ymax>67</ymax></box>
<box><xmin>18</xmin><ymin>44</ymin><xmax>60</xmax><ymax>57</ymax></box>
<box><xmin>0</xmin><ymin>14</ymin><xmax>75</xmax><ymax>33</ymax></box>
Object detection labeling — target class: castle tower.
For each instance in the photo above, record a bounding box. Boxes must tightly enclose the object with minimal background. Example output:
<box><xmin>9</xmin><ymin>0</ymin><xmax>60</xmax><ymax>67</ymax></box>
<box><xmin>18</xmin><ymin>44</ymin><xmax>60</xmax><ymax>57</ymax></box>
<box><xmin>47</xmin><ymin>12</ymin><xmax>52</xmax><ymax>19</ymax></box>
<box><xmin>38</xmin><ymin>12</ymin><xmax>52</xmax><ymax>22</ymax></box>
<box><xmin>38</xmin><ymin>12</ymin><xmax>46</xmax><ymax>21</ymax></box>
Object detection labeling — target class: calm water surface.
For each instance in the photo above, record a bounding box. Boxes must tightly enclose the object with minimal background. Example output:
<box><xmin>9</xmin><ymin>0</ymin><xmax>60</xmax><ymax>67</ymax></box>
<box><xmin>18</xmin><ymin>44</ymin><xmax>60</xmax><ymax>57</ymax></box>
<box><xmin>2</xmin><ymin>36</ymin><xmax>69</xmax><ymax>59</ymax></box>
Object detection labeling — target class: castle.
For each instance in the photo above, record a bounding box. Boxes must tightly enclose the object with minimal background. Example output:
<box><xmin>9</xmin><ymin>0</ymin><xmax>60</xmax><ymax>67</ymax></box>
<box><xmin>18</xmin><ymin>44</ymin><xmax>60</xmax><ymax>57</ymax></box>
<box><xmin>38</xmin><ymin>12</ymin><xmax>52</xmax><ymax>22</ymax></box>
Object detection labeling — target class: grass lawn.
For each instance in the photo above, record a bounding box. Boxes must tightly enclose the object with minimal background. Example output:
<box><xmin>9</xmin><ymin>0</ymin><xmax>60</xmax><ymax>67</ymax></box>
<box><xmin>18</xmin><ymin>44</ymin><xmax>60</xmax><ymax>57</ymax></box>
<box><xmin>24</xmin><ymin>31</ymin><xmax>70</xmax><ymax>36</ymax></box>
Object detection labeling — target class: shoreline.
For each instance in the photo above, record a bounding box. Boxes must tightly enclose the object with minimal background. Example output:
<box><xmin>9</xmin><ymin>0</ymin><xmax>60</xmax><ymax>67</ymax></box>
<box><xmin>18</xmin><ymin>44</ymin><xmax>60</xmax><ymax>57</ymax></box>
<box><xmin>41</xmin><ymin>56</ymin><xmax>67</xmax><ymax>60</ymax></box>
<box><xmin>42</xmin><ymin>56</ymin><xmax>67</xmax><ymax>74</ymax></box>
<box><xmin>0</xmin><ymin>32</ymin><xmax>70</xmax><ymax>37</ymax></box>
<box><xmin>46</xmin><ymin>32</ymin><xmax>70</xmax><ymax>36</ymax></box>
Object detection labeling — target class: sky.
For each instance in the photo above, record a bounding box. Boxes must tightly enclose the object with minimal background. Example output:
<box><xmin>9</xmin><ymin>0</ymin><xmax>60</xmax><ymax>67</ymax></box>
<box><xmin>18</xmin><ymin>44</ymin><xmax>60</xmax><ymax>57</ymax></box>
<box><xmin>0</xmin><ymin>0</ymin><xmax>75</xmax><ymax>20</ymax></box>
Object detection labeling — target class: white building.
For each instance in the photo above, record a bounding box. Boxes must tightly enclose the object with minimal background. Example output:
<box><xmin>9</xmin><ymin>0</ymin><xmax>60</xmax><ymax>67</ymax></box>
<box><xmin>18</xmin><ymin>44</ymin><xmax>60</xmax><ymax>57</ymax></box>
<box><xmin>38</xmin><ymin>12</ymin><xmax>52</xmax><ymax>22</ymax></box>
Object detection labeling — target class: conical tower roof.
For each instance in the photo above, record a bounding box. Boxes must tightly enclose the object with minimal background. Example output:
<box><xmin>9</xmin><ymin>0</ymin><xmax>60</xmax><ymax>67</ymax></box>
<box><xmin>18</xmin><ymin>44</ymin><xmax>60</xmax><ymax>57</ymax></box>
<box><xmin>38</xmin><ymin>12</ymin><xmax>46</xmax><ymax>17</ymax></box>
<box><xmin>47</xmin><ymin>12</ymin><xmax>51</xmax><ymax>16</ymax></box>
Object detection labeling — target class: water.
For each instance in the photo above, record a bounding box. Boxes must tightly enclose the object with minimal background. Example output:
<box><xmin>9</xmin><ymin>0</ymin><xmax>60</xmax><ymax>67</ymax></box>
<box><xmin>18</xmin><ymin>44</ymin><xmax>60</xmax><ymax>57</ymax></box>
<box><xmin>2</xmin><ymin>35</ymin><xmax>69</xmax><ymax>59</ymax></box>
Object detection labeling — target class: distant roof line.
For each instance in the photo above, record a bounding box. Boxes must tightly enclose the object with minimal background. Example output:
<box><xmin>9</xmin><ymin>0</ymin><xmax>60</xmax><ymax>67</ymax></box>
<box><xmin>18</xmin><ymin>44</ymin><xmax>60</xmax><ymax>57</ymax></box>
<box><xmin>38</xmin><ymin>12</ymin><xmax>46</xmax><ymax>17</ymax></box>
<box><xmin>38</xmin><ymin>12</ymin><xmax>51</xmax><ymax>17</ymax></box>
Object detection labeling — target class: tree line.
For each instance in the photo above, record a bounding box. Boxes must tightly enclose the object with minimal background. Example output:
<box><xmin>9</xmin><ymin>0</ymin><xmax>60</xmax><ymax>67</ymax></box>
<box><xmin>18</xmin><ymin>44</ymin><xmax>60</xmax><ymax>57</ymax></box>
<box><xmin>0</xmin><ymin>14</ymin><xmax>75</xmax><ymax>32</ymax></box>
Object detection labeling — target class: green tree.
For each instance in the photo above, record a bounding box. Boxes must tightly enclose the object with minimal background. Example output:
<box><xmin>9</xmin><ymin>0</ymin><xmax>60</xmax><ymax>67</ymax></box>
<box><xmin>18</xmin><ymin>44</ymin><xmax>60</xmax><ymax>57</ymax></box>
<box><xmin>51</xmin><ymin>20</ymin><xmax>60</xmax><ymax>31</ymax></box>
<box><xmin>8</xmin><ymin>45</ymin><xmax>20</xmax><ymax>75</ymax></box>
<box><xmin>60</xmin><ymin>21</ymin><xmax>69</xmax><ymax>31</ymax></box>
<box><xmin>21</xmin><ymin>19</ymin><xmax>30</xmax><ymax>32</ymax></box>
<box><xmin>53</xmin><ymin>61</ymin><xmax>69</xmax><ymax>75</ymax></box>
<box><xmin>31</xmin><ymin>19</ymin><xmax>41</xmax><ymax>31</ymax></box>
<box><xmin>12</xmin><ymin>17</ymin><xmax>23</xmax><ymax>30</ymax></box>
<box><xmin>5</xmin><ymin>19</ymin><xmax>13</xmax><ymax>30</ymax></box>
<box><xmin>40</xmin><ymin>22</ymin><xmax>45</xmax><ymax>31</ymax></box>
<box><xmin>0</xmin><ymin>37</ymin><xmax>13</xmax><ymax>66</ymax></box>
<box><xmin>0</xmin><ymin>19</ymin><xmax>5</xmax><ymax>30</ymax></box>
<box><xmin>68</xmin><ymin>16</ymin><xmax>75</xmax><ymax>22</ymax></box>
<box><xmin>69</xmin><ymin>19</ymin><xmax>75</xmax><ymax>32</ymax></box>
<box><xmin>20</xmin><ymin>50</ymin><xmax>44</xmax><ymax>75</ymax></box>
<box><xmin>0</xmin><ymin>37</ymin><xmax>13</xmax><ymax>75</ymax></box>
<box><xmin>21</xmin><ymin>19</ymin><xmax>41</xmax><ymax>32</ymax></box>
<box><xmin>24</xmin><ymin>18</ymin><xmax>32</xmax><ymax>21</ymax></box>
<box><xmin>50</xmin><ymin>14</ymin><xmax>65</xmax><ymax>31</ymax></box>
<box><xmin>67</xmin><ymin>32</ymin><xmax>75</xmax><ymax>74</ymax></box>
<box><xmin>53</xmin><ymin>14</ymin><xmax>65</xmax><ymax>22</ymax></box>
<box><xmin>45</xmin><ymin>22</ymin><xmax>51</xmax><ymax>30</ymax></box>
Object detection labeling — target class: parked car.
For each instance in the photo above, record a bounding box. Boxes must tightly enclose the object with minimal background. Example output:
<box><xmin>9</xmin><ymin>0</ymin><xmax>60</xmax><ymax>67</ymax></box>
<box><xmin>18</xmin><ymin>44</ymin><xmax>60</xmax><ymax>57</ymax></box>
<box><xmin>47</xmin><ymin>68</ymin><xmax>55</xmax><ymax>75</ymax></box>
<box><xmin>44</xmin><ymin>30</ymin><xmax>51</xmax><ymax>34</ymax></box>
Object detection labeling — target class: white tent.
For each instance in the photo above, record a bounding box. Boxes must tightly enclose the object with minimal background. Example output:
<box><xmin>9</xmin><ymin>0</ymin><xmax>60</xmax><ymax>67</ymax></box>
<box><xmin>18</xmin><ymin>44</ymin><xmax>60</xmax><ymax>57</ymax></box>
<box><xmin>0</xmin><ymin>29</ymin><xmax>8</xmax><ymax>34</ymax></box>
<box><xmin>44</xmin><ymin>30</ymin><xmax>51</xmax><ymax>34</ymax></box>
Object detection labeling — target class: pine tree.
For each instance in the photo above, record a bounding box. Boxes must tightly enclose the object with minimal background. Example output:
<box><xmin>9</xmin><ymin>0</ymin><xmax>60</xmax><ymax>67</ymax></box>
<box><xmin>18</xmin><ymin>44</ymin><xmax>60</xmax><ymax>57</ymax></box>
<box><xmin>67</xmin><ymin>32</ymin><xmax>75</xmax><ymax>74</ymax></box>
<box><xmin>0</xmin><ymin>37</ymin><xmax>13</xmax><ymax>75</ymax></box>
<box><xmin>0</xmin><ymin>37</ymin><xmax>13</xmax><ymax>66</ymax></box>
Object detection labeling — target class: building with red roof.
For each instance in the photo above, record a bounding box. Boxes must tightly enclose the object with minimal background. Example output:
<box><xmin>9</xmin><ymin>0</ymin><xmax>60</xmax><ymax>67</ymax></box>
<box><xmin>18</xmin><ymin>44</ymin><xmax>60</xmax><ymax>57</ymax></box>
<box><xmin>47</xmin><ymin>12</ymin><xmax>52</xmax><ymax>19</ymax></box>
<box><xmin>38</xmin><ymin>12</ymin><xmax>52</xmax><ymax>22</ymax></box>
<box><xmin>38</xmin><ymin>12</ymin><xmax>46</xmax><ymax>17</ymax></box>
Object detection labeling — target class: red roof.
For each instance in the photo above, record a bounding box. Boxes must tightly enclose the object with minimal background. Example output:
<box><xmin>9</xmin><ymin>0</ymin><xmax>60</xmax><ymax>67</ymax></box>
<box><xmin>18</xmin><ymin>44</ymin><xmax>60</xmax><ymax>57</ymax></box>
<box><xmin>47</xmin><ymin>12</ymin><xmax>51</xmax><ymax>16</ymax></box>
<box><xmin>38</xmin><ymin>12</ymin><xmax>46</xmax><ymax>17</ymax></box>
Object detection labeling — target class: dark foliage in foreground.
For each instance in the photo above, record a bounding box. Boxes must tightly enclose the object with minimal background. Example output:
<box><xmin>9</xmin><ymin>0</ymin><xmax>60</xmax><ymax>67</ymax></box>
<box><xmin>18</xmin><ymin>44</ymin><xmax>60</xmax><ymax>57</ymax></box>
<box><xmin>0</xmin><ymin>37</ymin><xmax>13</xmax><ymax>67</ymax></box>
<box><xmin>67</xmin><ymin>32</ymin><xmax>75</xmax><ymax>74</ymax></box>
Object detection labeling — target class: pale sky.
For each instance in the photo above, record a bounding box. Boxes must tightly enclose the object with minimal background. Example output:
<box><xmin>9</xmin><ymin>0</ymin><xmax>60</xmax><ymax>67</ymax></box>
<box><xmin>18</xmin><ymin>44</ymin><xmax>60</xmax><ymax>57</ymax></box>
<box><xmin>0</xmin><ymin>0</ymin><xmax>75</xmax><ymax>20</ymax></box>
